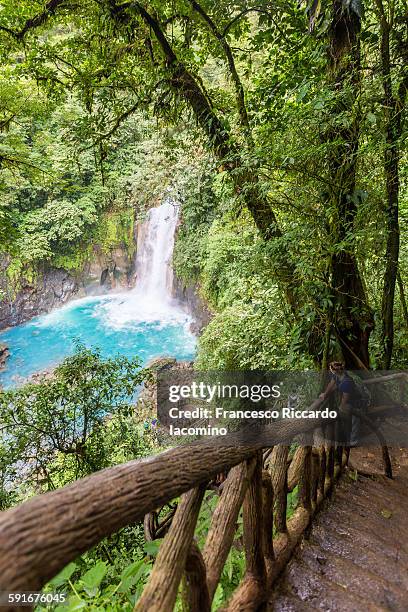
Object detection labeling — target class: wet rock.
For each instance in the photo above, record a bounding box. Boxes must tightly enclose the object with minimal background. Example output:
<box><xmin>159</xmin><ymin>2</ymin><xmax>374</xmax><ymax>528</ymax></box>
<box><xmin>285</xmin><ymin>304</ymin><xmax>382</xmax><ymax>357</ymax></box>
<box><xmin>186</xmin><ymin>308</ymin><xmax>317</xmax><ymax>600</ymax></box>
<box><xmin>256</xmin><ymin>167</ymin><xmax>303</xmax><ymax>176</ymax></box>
<box><xmin>0</xmin><ymin>265</ymin><xmax>83</xmax><ymax>330</ymax></box>
<box><xmin>0</xmin><ymin>342</ymin><xmax>9</xmax><ymax>370</ymax></box>
<box><xmin>172</xmin><ymin>276</ymin><xmax>212</xmax><ymax>334</ymax></box>
<box><xmin>83</xmin><ymin>245</ymin><xmax>136</xmax><ymax>293</ymax></box>
<box><xmin>137</xmin><ymin>357</ymin><xmax>193</xmax><ymax>412</ymax></box>
<box><xmin>0</xmin><ymin>242</ymin><xmax>137</xmax><ymax>331</ymax></box>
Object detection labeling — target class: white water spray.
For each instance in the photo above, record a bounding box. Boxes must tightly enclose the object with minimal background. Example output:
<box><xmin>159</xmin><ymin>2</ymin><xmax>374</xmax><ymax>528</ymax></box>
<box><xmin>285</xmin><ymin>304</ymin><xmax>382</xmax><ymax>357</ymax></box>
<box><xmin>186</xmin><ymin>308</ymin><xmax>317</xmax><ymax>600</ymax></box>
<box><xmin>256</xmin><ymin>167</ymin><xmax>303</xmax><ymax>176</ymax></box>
<box><xmin>99</xmin><ymin>200</ymin><xmax>189</xmax><ymax>328</ymax></box>
<box><xmin>135</xmin><ymin>199</ymin><xmax>179</xmax><ymax>302</ymax></box>
<box><xmin>0</xmin><ymin>199</ymin><xmax>195</xmax><ymax>387</ymax></box>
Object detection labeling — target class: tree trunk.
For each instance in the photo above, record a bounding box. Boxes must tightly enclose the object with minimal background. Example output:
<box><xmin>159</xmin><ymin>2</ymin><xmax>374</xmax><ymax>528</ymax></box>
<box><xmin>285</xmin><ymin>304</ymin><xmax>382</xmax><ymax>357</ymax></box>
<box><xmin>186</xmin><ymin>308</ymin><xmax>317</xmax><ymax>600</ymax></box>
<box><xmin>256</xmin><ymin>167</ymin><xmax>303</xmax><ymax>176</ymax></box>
<box><xmin>397</xmin><ymin>271</ymin><xmax>408</xmax><ymax>329</ymax></box>
<box><xmin>327</xmin><ymin>1</ymin><xmax>373</xmax><ymax>369</ymax></box>
<box><xmin>378</xmin><ymin>12</ymin><xmax>402</xmax><ymax>369</ymax></box>
<box><xmin>331</xmin><ymin>251</ymin><xmax>372</xmax><ymax>369</ymax></box>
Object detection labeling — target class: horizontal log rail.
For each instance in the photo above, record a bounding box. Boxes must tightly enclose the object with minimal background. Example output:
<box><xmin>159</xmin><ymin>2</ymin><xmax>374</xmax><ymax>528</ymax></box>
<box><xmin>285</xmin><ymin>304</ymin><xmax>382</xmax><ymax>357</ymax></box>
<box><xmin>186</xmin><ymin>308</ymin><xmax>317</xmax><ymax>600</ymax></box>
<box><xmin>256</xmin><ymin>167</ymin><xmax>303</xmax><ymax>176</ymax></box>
<box><xmin>363</xmin><ymin>371</ymin><xmax>408</xmax><ymax>385</ymax></box>
<box><xmin>0</xmin><ymin>372</ymin><xmax>405</xmax><ymax>611</ymax></box>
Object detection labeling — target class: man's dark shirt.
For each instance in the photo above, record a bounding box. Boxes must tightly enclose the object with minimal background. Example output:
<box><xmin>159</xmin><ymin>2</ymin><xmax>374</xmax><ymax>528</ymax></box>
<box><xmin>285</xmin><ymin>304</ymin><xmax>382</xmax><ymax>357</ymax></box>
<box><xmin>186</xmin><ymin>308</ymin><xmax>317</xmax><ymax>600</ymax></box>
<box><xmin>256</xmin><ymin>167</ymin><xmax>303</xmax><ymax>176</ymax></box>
<box><xmin>331</xmin><ymin>373</ymin><xmax>361</xmax><ymax>407</ymax></box>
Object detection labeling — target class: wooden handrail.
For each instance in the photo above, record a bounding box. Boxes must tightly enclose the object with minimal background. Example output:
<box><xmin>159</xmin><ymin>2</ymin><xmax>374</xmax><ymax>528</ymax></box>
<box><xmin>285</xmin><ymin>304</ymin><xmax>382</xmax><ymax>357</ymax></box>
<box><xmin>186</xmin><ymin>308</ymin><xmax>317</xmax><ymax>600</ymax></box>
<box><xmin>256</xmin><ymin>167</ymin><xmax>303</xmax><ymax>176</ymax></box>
<box><xmin>0</xmin><ymin>374</ymin><xmax>405</xmax><ymax>611</ymax></box>
<box><xmin>0</xmin><ymin>441</ymin><xmax>259</xmax><ymax>594</ymax></box>
<box><xmin>362</xmin><ymin>372</ymin><xmax>408</xmax><ymax>385</ymax></box>
<box><xmin>0</xmin><ymin>401</ymin><xmax>331</xmax><ymax>593</ymax></box>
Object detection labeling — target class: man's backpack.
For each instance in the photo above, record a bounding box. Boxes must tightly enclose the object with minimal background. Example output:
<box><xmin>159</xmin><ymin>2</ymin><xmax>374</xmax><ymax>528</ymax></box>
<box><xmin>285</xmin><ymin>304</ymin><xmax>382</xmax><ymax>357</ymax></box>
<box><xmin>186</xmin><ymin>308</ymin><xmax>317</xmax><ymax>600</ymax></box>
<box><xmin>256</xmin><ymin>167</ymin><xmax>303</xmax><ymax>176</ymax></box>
<box><xmin>347</xmin><ymin>372</ymin><xmax>371</xmax><ymax>410</ymax></box>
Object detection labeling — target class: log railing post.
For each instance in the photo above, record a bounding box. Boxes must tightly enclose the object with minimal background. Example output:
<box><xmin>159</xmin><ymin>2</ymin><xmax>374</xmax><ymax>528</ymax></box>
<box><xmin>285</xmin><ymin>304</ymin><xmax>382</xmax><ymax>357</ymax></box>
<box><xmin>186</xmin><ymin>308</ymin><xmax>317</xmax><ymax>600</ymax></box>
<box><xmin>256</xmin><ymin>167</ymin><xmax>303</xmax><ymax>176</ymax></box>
<box><xmin>318</xmin><ymin>445</ymin><xmax>327</xmax><ymax>496</ymax></box>
<box><xmin>327</xmin><ymin>442</ymin><xmax>335</xmax><ymax>489</ymax></box>
<box><xmin>134</xmin><ymin>485</ymin><xmax>206</xmax><ymax>612</ymax></box>
<box><xmin>262</xmin><ymin>470</ymin><xmax>274</xmax><ymax>579</ymax></box>
<box><xmin>203</xmin><ymin>458</ymin><xmax>256</xmax><ymax>603</ymax></box>
<box><xmin>344</xmin><ymin>446</ymin><xmax>351</xmax><ymax>467</ymax></box>
<box><xmin>311</xmin><ymin>450</ymin><xmax>319</xmax><ymax>505</ymax></box>
<box><xmin>382</xmin><ymin>446</ymin><xmax>393</xmax><ymax>479</ymax></box>
<box><xmin>183</xmin><ymin>540</ymin><xmax>211</xmax><ymax>612</ymax></box>
<box><xmin>243</xmin><ymin>451</ymin><xmax>266</xmax><ymax>582</ymax></box>
<box><xmin>335</xmin><ymin>444</ymin><xmax>343</xmax><ymax>466</ymax></box>
<box><xmin>298</xmin><ymin>446</ymin><xmax>312</xmax><ymax>512</ymax></box>
<box><xmin>225</xmin><ymin>451</ymin><xmax>266</xmax><ymax>610</ymax></box>
<box><xmin>270</xmin><ymin>445</ymin><xmax>289</xmax><ymax>534</ymax></box>
<box><xmin>287</xmin><ymin>446</ymin><xmax>304</xmax><ymax>491</ymax></box>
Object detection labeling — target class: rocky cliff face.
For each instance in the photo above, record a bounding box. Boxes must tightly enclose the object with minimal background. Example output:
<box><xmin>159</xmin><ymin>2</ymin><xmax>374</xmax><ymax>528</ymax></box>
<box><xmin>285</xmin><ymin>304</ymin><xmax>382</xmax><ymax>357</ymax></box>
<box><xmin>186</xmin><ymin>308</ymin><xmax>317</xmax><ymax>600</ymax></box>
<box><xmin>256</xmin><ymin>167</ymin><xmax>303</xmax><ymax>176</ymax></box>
<box><xmin>0</xmin><ymin>262</ymin><xmax>81</xmax><ymax>330</ymax></box>
<box><xmin>172</xmin><ymin>275</ymin><xmax>212</xmax><ymax>334</ymax></box>
<box><xmin>0</xmin><ymin>342</ymin><xmax>10</xmax><ymax>370</ymax></box>
<box><xmin>0</xmin><ymin>245</ymin><xmax>137</xmax><ymax>331</ymax></box>
<box><xmin>0</xmin><ymin>234</ymin><xmax>209</xmax><ymax>334</ymax></box>
<box><xmin>82</xmin><ymin>245</ymin><xmax>136</xmax><ymax>294</ymax></box>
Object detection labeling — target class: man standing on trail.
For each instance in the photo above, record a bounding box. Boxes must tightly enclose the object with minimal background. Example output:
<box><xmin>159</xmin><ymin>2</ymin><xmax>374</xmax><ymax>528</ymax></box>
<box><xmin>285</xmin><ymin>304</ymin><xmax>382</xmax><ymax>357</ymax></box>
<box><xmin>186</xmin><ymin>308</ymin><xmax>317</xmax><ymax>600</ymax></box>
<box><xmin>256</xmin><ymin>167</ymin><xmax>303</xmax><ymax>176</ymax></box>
<box><xmin>320</xmin><ymin>361</ymin><xmax>362</xmax><ymax>446</ymax></box>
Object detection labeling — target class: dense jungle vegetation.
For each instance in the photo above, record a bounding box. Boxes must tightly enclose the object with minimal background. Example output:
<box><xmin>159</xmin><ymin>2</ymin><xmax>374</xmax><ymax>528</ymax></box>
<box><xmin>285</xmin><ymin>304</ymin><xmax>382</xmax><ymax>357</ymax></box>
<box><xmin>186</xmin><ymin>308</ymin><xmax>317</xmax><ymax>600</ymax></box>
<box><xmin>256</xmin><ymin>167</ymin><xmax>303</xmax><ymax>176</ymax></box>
<box><xmin>0</xmin><ymin>0</ymin><xmax>407</xmax><ymax>609</ymax></box>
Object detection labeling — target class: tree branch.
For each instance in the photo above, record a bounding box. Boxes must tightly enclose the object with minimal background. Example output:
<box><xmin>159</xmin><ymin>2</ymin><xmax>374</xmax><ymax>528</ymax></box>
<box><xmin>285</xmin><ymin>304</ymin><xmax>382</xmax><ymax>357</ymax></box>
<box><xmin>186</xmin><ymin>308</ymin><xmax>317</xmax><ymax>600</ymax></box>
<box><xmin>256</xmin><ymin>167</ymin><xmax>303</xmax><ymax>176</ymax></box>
<box><xmin>186</xmin><ymin>0</ymin><xmax>251</xmax><ymax>132</ymax></box>
<box><xmin>129</xmin><ymin>2</ymin><xmax>230</xmax><ymax>156</ymax></box>
<box><xmin>0</xmin><ymin>0</ymin><xmax>68</xmax><ymax>40</ymax></box>
<box><xmin>131</xmin><ymin>2</ymin><xmax>177</xmax><ymax>64</ymax></box>
<box><xmin>81</xmin><ymin>102</ymin><xmax>140</xmax><ymax>151</ymax></box>
<box><xmin>222</xmin><ymin>7</ymin><xmax>270</xmax><ymax>38</ymax></box>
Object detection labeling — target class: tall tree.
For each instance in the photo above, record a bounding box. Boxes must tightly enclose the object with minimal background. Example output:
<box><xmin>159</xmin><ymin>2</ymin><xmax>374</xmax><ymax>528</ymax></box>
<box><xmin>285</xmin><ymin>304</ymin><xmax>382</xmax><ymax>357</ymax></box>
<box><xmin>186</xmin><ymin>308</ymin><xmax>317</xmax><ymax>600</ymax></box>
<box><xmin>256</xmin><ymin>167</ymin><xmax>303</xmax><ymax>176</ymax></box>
<box><xmin>374</xmin><ymin>0</ymin><xmax>408</xmax><ymax>368</ymax></box>
<box><xmin>310</xmin><ymin>0</ymin><xmax>373</xmax><ymax>367</ymax></box>
<box><xmin>0</xmin><ymin>0</ymin><xmax>300</xmax><ymax>312</ymax></box>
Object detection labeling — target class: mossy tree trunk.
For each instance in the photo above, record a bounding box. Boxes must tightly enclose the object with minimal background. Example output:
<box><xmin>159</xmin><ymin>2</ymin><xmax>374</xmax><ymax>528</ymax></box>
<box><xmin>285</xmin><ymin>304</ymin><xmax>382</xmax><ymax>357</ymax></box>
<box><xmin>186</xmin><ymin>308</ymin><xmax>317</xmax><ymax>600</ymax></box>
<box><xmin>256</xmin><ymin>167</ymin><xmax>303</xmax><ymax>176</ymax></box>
<box><xmin>375</xmin><ymin>0</ymin><xmax>407</xmax><ymax>369</ymax></box>
<box><xmin>326</xmin><ymin>0</ymin><xmax>373</xmax><ymax>368</ymax></box>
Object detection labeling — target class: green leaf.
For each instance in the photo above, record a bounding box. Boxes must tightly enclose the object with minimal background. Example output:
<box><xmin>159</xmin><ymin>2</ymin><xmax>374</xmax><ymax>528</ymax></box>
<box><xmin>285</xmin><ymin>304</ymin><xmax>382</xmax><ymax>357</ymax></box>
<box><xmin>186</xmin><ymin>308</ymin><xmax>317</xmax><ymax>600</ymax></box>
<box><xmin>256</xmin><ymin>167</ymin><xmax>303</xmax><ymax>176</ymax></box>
<box><xmin>80</xmin><ymin>561</ymin><xmax>107</xmax><ymax>590</ymax></box>
<box><xmin>55</xmin><ymin>595</ymin><xmax>86</xmax><ymax>611</ymax></box>
<box><xmin>367</xmin><ymin>112</ymin><xmax>376</xmax><ymax>125</ymax></box>
<box><xmin>144</xmin><ymin>540</ymin><xmax>162</xmax><ymax>557</ymax></box>
<box><xmin>49</xmin><ymin>562</ymin><xmax>77</xmax><ymax>587</ymax></box>
<box><xmin>297</xmin><ymin>83</ymin><xmax>310</xmax><ymax>101</ymax></box>
<box><xmin>212</xmin><ymin>584</ymin><xmax>224</xmax><ymax>609</ymax></box>
<box><xmin>119</xmin><ymin>564</ymin><xmax>150</xmax><ymax>593</ymax></box>
<box><xmin>120</xmin><ymin>559</ymin><xmax>145</xmax><ymax>581</ymax></box>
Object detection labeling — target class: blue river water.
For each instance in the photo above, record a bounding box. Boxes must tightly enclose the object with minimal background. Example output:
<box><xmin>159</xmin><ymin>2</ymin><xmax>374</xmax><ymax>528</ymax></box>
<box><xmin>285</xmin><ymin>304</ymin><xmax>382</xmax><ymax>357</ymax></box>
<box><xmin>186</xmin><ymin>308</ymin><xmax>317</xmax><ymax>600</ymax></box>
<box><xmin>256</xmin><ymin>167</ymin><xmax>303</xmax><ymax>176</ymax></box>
<box><xmin>0</xmin><ymin>293</ymin><xmax>196</xmax><ymax>389</ymax></box>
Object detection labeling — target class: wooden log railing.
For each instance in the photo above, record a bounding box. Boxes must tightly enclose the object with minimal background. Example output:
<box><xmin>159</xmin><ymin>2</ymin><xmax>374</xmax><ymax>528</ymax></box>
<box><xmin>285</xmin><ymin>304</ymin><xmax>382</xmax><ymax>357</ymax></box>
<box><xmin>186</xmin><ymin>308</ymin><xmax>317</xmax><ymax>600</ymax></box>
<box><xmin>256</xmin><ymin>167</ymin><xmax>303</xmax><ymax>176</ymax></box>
<box><xmin>0</xmin><ymin>373</ymin><xmax>406</xmax><ymax>611</ymax></box>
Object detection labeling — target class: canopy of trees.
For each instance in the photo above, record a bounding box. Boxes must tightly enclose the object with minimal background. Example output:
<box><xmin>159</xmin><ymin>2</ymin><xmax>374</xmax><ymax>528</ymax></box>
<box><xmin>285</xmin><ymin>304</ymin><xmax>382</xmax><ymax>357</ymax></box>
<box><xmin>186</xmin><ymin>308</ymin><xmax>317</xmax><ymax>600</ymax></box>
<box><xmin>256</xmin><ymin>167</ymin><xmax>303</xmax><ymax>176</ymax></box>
<box><xmin>0</xmin><ymin>0</ymin><xmax>407</xmax><ymax>370</ymax></box>
<box><xmin>0</xmin><ymin>3</ymin><xmax>407</xmax><ymax>607</ymax></box>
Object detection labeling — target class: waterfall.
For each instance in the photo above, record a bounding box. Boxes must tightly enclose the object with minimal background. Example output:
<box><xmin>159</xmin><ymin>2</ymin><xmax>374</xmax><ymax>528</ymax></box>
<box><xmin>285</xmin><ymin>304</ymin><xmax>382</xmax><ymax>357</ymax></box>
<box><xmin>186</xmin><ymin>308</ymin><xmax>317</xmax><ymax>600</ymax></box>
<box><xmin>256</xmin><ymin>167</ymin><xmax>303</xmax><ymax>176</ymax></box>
<box><xmin>0</xmin><ymin>199</ymin><xmax>195</xmax><ymax>387</ymax></box>
<box><xmin>135</xmin><ymin>200</ymin><xmax>179</xmax><ymax>303</ymax></box>
<box><xmin>99</xmin><ymin>200</ymin><xmax>188</xmax><ymax>328</ymax></box>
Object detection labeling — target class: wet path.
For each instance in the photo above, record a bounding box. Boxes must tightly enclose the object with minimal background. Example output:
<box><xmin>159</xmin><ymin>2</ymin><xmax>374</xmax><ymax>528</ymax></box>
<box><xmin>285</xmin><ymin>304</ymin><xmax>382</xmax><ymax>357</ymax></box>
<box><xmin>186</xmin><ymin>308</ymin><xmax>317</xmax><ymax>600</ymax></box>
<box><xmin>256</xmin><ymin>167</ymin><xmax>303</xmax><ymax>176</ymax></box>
<box><xmin>269</xmin><ymin>449</ymin><xmax>408</xmax><ymax>611</ymax></box>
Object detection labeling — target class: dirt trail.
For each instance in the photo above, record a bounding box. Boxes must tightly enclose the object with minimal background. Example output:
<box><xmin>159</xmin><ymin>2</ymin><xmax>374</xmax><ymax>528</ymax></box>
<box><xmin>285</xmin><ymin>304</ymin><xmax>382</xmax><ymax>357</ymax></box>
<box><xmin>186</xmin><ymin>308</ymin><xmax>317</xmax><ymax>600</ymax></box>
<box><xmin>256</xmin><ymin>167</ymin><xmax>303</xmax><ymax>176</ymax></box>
<box><xmin>268</xmin><ymin>448</ymin><xmax>408</xmax><ymax>611</ymax></box>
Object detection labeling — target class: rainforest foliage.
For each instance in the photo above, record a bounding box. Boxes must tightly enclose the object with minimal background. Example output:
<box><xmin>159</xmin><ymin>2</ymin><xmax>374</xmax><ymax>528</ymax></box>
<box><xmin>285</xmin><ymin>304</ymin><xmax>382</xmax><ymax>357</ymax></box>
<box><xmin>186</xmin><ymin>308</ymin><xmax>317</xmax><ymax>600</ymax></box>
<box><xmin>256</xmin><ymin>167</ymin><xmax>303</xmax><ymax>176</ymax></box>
<box><xmin>0</xmin><ymin>0</ymin><xmax>407</xmax><ymax>609</ymax></box>
<box><xmin>0</xmin><ymin>0</ymin><xmax>406</xmax><ymax>370</ymax></box>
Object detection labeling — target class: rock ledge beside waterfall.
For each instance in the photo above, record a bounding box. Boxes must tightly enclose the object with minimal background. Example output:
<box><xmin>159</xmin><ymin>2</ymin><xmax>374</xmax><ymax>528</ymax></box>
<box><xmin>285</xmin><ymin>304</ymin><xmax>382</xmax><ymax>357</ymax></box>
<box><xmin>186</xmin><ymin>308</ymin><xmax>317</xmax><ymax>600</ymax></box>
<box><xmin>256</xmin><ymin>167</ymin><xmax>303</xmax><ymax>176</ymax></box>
<box><xmin>0</xmin><ymin>343</ymin><xmax>9</xmax><ymax>371</ymax></box>
<box><xmin>0</xmin><ymin>246</ymin><xmax>136</xmax><ymax>331</ymax></box>
<box><xmin>172</xmin><ymin>276</ymin><xmax>212</xmax><ymax>334</ymax></box>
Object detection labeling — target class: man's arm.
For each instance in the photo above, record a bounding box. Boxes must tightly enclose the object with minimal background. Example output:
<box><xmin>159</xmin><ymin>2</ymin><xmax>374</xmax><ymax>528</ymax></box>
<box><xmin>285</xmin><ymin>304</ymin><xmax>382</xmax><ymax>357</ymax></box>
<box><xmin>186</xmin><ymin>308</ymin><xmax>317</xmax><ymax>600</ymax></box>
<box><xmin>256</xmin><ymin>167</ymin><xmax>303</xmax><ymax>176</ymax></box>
<box><xmin>320</xmin><ymin>378</ymin><xmax>336</xmax><ymax>401</ymax></box>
